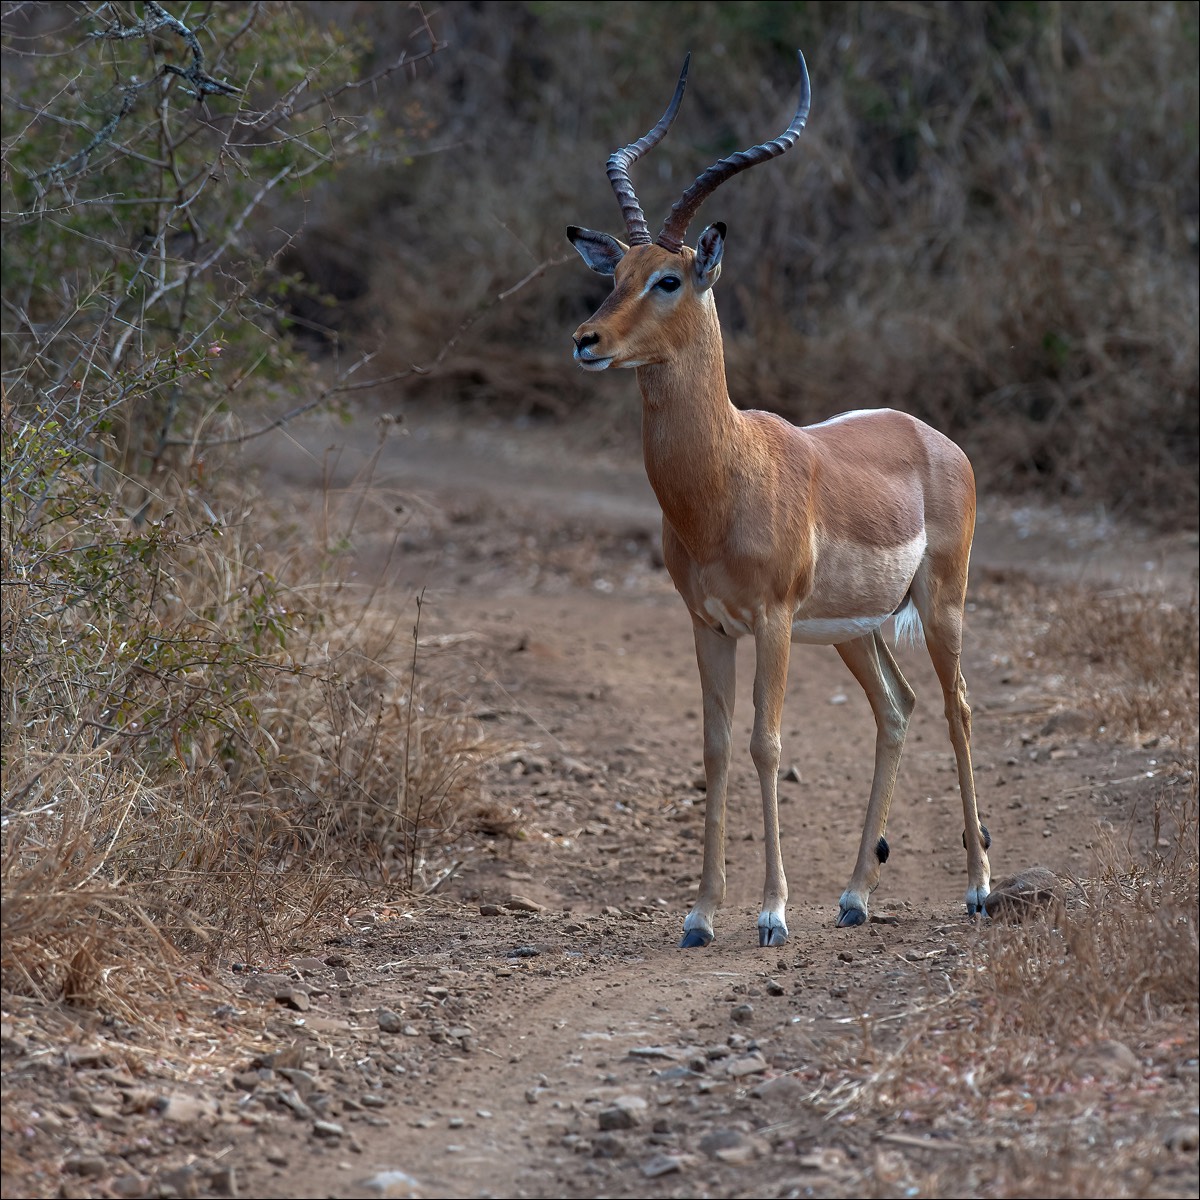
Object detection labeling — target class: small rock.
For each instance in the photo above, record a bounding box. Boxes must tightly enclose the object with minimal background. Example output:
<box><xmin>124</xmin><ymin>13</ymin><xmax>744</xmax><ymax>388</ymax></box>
<box><xmin>243</xmin><ymin>973</ymin><xmax>299</xmax><ymax>998</ymax></box>
<box><xmin>699</xmin><ymin>1128</ymin><xmax>762</xmax><ymax>1163</ymax></box>
<box><xmin>361</xmin><ymin>1094</ymin><xmax>387</xmax><ymax>1109</ymax></box>
<box><xmin>641</xmin><ymin>1152</ymin><xmax>687</xmax><ymax>1178</ymax></box>
<box><xmin>730</xmin><ymin>1003</ymin><xmax>754</xmax><ymax>1024</ymax></box>
<box><xmin>208</xmin><ymin>1164</ymin><xmax>238</xmax><ymax>1197</ymax></box>
<box><xmin>122</xmin><ymin>1086</ymin><xmax>163</xmax><ymax>1112</ymax></box>
<box><xmin>503</xmin><ymin>895</ymin><xmax>544</xmax><ymax>913</ymax></box>
<box><xmin>158</xmin><ymin>1093</ymin><xmax>218</xmax><ymax>1123</ymax></box>
<box><xmin>983</xmin><ymin>866</ymin><xmax>1066</xmax><ymax>920</ymax></box>
<box><xmin>63</xmin><ymin>1157</ymin><xmax>110</xmax><ymax>1178</ymax></box>
<box><xmin>726</xmin><ymin>1051</ymin><xmax>768</xmax><ymax>1078</ymax></box>
<box><xmin>628</xmin><ymin>1045</ymin><xmax>681</xmax><ymax>1061</ymax></box>
<box><xmin>377</xmin><ymin>1008</ymin><xmax>406</xmax><ymax>1034</ymax></box>
<box><xmin>765</xmin><ymin>978</ymin><xmax>785</xmax><ymax>996</ymax></box>
<box><xmin>478</xmin><ymin>904</ymin><xmax>502</xmax><ymax>917</ymax></box>
<box><xmin>313</xmin><ymin>1119</ymin><xmax>345</xmax><ymax>1139</ymax></box>
<box><xmin>598</xmin><ymin>1094</ymin><xmax>647</xmax><ymax>1130</ymax></box>
<box><xmin>779</xmin><ymin>764</ymin><xmax>802</xmax><ymax>783</ymax></box>
<box><xmin>508</xmin><ymin>945</ymin><xmax>541</xmax><ymax>958</ymax></box>
<box><xmin>592</xmin><ymin>1131</ymin><xmax>625</xmax><ymax>1158</ymax></box>
<box><xmin>278</xmin><ymin>1068</ymin><xmax>318</xmax><ymax>1096</ymax></box>
<box><xmin>111</xmin><ymin>1174</ymin><xmax>149</xmax><ymax>1198</ymax></box>
<box><xmin>752</xmin><ymin>1073</ymin><xmax>804</xmax><ymax>1100</ymax></box>
<box><xmin>158</xmin><ymin>1165</ymin><xmax>201</xmax><ymax>1198</ymax></box>
<box><xmin>359</xmin><ymin>1168</ymin><xmax>422</xmax><ymax>1197</ymax></box>
<box><xmin>289</xmin><ymin>956</ymin><xmax>327</xmax><ymax>974</ymax></box>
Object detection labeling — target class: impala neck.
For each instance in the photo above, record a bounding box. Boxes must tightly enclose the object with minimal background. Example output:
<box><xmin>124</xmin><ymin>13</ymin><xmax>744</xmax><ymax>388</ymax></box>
<box><xmin>636</xmin><ymin>307</ymin><xmax>741</xmax><ymax>549</ymax></box>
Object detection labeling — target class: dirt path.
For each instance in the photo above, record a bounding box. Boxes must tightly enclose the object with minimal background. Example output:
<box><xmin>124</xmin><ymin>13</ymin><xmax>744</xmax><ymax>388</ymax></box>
<box><xmin>4</xmin><ymin>408</ymin><xmax>1195</xmax><ymax>1200</ymax></box>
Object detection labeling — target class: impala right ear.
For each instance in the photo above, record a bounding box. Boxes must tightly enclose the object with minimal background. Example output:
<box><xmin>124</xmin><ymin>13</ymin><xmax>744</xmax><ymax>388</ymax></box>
<box><xmin>567</xmin><ymin>226</ymin><xmax>628</xmax><ymax>276</ymax></box>
<box><xmin>693</xmin><ymin>222</ymin><xmax>725</xmax><ymax>291</ymax></box>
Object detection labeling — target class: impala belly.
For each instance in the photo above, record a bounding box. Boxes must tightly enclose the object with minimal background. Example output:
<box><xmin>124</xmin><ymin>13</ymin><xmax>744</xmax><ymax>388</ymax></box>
<box><xmin>791</xmin><ymin>530</ymin><xmax>927</xmax><ymax>644</ymax></box>
<box><xmin>691</xmin><ymin>530</ymin><xmax>928</xmax><ymax>644</ymax></box>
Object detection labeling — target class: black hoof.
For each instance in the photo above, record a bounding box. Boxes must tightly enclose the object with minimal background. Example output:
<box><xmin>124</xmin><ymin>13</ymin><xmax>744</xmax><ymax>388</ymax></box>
<box><xmin>837</xmin><ymin>906</ymin><xmax>867</xmax><ymax>928</ymax></box>
<box><xmin>679</xmin><ymin>928</ymin><xmax>713</xmax><ymax>948</ymax></box>
<box><xmin>759</xmin><ymin>925</ymin><xmax>788</xmax><ymax>947</ymax></box>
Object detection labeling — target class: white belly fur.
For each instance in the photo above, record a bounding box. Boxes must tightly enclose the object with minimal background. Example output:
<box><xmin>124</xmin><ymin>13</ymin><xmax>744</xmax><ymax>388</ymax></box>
<box><xmin>697</xmin><ymin>532</ymin><xmax>928</xmax><ymax>645</ymax></box>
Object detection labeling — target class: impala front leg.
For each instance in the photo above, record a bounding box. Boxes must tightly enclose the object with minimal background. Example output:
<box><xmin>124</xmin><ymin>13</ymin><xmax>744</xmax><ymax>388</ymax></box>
<box><xmin>681</xmin><ymin>617</ymin><xmax>736</xmax><ymax>948</ymax></box>
<box><xmin>751</xmin><ymin>610</ymin><xmax>792</xmax><ymax>947</ymax></box>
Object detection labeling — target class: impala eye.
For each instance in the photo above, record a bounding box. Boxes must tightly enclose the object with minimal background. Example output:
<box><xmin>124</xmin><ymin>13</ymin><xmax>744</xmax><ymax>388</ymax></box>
<box><xmin>655</xmin><ymin>275</ymin><xmax>681</xmax><ymax>293</ymax></box>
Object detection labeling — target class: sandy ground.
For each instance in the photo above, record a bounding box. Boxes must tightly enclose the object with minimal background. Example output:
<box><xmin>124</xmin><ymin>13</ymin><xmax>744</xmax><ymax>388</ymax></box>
<box><xmin>2</xmin><ymin>405</ymin><xmax>1196</xmax><ymax>1199</ymax></box>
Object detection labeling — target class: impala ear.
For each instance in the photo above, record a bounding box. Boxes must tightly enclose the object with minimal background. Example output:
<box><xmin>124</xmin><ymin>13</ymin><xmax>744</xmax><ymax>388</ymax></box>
<box><xmin>693</xmin><ymin>222</ymin><xmax>725</xmax><ymax>291</ymax></box>
<box><xmin>567</xmin><ymin>226</ymin><xmax>628</xmax><ymax>276</ymax></box>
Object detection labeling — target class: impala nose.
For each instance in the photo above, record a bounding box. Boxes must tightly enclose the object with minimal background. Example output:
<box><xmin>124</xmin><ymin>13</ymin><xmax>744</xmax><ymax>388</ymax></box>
<box><xmin>573</xmin><ymin>331</ymin><xmax>600</xmax><ymax>352</ymax></box>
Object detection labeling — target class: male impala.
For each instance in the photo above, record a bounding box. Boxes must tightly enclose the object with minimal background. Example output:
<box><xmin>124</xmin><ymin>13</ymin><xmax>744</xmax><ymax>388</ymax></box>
<box><xmin>567</xmin><ymin>51</ymin><xmax>992</xmax><ymax>947</ymax></box>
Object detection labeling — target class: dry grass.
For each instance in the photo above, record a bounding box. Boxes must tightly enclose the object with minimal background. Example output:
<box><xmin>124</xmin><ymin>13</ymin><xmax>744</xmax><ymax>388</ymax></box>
<box><xmin>808</xmin><ymin>564</ymin><xmax>1200</xmax><ymax>1198</ymax></box>
<box><xmin>1</xmin><ymin>419</ymin><xmax>500</xmax><ymax>1021</ymax></box>
<box><xmin>1033</xmin><ymin>588</ymin><xmax>1200</xmax><ymax>747</ymax></box>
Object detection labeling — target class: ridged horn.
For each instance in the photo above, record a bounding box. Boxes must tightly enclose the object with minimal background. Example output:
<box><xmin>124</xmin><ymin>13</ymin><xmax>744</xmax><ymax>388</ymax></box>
<box><xmin>605</xmin><ymin>54</ymin><xmax>690</xmax><ymax>245</ymax></box>
<box><xmin>656</xmin><ymin>50</ymin><xmax>811</xmax><ymax>254</ymax></box>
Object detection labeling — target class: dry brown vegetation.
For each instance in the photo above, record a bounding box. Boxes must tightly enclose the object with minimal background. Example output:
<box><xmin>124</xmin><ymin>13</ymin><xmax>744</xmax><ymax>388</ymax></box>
<box><xmin>304</xmin><ymin>0</ymin><xmax>1198</xmax><ymax>526</ymax></box>
<box><xmin>805</xmin><ymin>568</ymin><xmax>1200</xmax><ymax>1198</ymax></box>
<box><xmin>1</xmin><ymin>2</ymin><xmax>497</xmax><ymax>1018</ymax></box>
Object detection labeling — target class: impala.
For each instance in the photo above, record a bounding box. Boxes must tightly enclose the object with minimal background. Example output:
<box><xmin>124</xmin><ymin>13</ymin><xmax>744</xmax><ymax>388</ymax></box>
<box><xmin>567</xmin><ymin>51</ymin><xmax>992</xmax><ymax>947</ymax></box>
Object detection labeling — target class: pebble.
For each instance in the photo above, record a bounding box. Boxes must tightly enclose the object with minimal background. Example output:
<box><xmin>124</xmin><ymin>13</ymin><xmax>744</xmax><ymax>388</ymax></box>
<box><xmin>641</xmin><ymin>1152</ymin><xmax>687</xmax><ymax>1177</ymax></box>
<box><xmin>725</xmin><ymin>1051</ymin><xmax>768</xmax><ymax>1078</ymax></box>
<box><xmin>359</xmin><ymin>1168</ymin><xmax>422</xmax><ymax>1197</ymax></box>
<box><xmin>313</xmin><ymin>1119</ymin><xmax>345</xmax><ymax>1139</ymax></box>
<box><xmin>730</xmin><ymin>1003</ymin><xmax>754</xmax><ymax>1024</ymax></box>
<box><xmin>63</xmin><ymin>1157</ymin><xmax>109</xmax><ymax>1178</ymax></box>
<box><xmin>597</xmin><ymin>1094</ymin><xmax>647</xmax><ymax>1130</ymax></box>
<box><xmin>377</xmin><ymin>1008</ymin><xmax>406</xmax><ymax>1033</ymax></box>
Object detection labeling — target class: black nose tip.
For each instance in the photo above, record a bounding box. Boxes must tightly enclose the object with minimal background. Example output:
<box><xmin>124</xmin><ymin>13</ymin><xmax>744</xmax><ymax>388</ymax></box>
<box><xmin>574</xmin><ymin>332</ymin><xmax>600</xmax><ymax>351</ymax></box>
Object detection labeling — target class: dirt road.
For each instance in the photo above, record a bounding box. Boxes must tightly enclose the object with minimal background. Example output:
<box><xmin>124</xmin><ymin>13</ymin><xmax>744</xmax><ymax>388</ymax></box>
<box><xmin>4</xmin><ymin>407</ymin><xmax>1195</xmax><ymax>1199</ymax></box>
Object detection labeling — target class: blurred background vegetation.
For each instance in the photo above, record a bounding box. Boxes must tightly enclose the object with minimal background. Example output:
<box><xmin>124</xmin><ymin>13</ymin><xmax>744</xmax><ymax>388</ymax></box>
<box><xmin>1</xmin><ymin>0</ymin><xmax>1196</xmax><ymax>1001</ymax></box>
<box><xmin>309</xmin><ymin>0</ymin><xmax>1198</xmax><ymax>524</ymax></box>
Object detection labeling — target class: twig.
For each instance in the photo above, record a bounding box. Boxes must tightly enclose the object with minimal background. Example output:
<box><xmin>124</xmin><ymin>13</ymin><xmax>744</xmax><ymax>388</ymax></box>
<box><xmin>38</xmin><ymin>0</ymin><xmax>240</xmax><ymax>185</ymax></box>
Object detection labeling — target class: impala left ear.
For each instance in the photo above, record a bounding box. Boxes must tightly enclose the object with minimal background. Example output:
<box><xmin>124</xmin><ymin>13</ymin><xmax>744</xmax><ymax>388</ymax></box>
<box><xmin>693</xmin><ymin>222</ymin><xmax>725</xmax><ymax>291</ymax></box>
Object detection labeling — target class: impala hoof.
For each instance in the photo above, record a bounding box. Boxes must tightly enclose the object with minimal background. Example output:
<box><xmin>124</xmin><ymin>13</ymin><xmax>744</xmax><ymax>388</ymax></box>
<box><xmin>679</xmin><ymin>928</ymin><xmax>713</xmax><ymax>948</ymax></box>
<box><xmin>965</xmin><ymin>885</ymin><xmax>991</xmax><ymax>918</ymax></box>
<box><xmin>837</xmin><ymin>904</ymin><xmax>867</xmax><ymax>927</ymax></box>
<box><xmin>758</xmin><ymin>924</ymin><xmax>788</xmax><ymax>948</ymax></box>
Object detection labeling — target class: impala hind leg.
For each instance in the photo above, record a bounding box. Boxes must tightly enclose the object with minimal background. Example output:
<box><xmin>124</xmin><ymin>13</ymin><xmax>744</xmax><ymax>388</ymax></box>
<box><xmin>915</xmin><ymin>569</ymin><xmax>992</xmax><ymax>916</ymax></box>
<box><xmin>834</xmin><ymin>632</ymin><xmax>916</xmax><ymax>927</ymax></box>
<box><xmin>681</xmin><ymin>618</ymin><xmax>737</xmax><ymax>948</ymax></box>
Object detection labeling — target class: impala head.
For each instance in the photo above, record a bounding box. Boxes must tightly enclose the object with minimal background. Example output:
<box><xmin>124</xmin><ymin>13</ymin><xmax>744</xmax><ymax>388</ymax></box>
<box><xmin>568</xmin><ymin>51</ymin><xmax>811</xmax><ymax>372</ymax></box>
